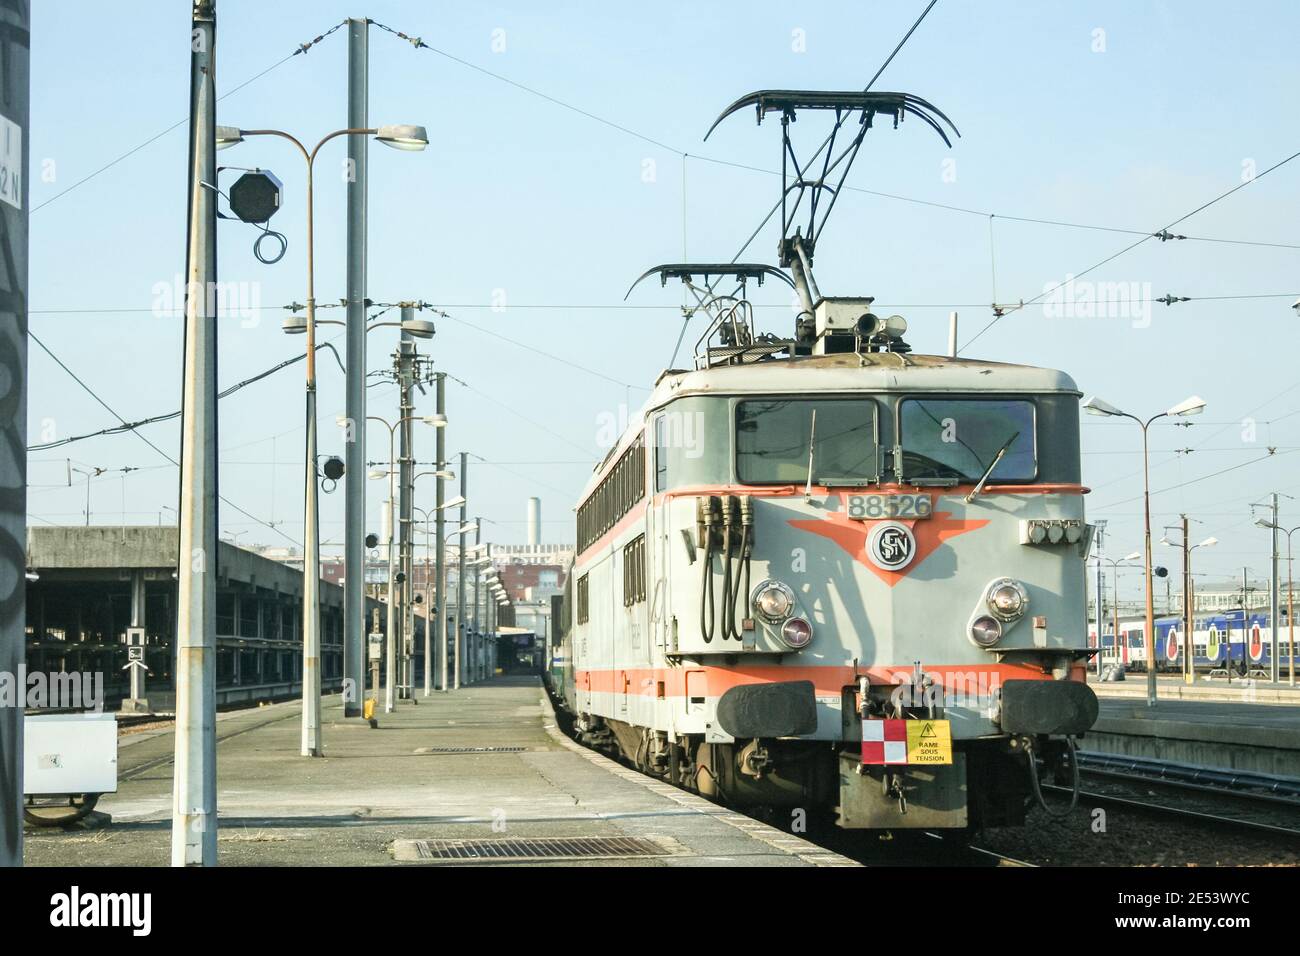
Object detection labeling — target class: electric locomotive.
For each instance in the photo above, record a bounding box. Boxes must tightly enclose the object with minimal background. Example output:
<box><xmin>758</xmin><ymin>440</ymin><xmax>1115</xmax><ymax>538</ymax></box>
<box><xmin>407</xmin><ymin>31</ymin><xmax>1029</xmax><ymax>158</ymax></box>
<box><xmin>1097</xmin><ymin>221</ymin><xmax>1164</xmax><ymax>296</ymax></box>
<box><xmin>550</xmin><ymin>89</ymin><xmax>1099</xmax><ymax>831</ymax></box>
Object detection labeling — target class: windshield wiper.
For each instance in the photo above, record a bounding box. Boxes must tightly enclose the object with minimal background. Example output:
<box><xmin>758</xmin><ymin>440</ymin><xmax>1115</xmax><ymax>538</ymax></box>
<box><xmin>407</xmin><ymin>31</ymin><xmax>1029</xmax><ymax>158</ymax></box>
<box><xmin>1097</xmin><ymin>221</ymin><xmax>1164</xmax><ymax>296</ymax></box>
<box><xmin>964</xmin><ymin>431</ymin><xmax>1020</xmax><ymax>503</ymax></box>
<box><xmin>803</xmin><ymin>408</ymin><xmax>818</xmax><ymax>501</ymax></box>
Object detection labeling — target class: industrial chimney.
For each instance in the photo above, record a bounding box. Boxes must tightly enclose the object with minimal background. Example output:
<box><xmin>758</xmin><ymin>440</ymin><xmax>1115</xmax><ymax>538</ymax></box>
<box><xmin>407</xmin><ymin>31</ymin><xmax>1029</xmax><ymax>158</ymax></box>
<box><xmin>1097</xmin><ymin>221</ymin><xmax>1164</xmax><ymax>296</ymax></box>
<box><xmin>527</xmin><ymin>497</ymin><xmax>541</xmax><ymax>547</ymax></box>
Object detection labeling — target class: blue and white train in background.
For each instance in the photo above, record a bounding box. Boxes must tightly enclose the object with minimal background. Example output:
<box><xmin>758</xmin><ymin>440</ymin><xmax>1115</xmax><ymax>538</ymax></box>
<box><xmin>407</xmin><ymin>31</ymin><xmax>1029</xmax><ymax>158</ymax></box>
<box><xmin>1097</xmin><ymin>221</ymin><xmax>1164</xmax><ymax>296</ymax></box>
<box><xmin>1090</xmin><ymin>610</ymin><xmax>1297</xmax><ymax>673</ymax></box>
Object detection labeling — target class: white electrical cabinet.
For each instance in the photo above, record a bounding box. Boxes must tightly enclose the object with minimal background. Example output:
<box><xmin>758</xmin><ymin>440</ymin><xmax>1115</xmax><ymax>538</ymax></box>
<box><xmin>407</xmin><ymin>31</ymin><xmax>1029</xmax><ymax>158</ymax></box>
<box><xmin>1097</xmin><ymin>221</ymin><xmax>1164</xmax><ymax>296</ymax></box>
<box><xmin>23</xmin><ymin>712</ymin><xmax>119</xmax><ymax>796</ymax></box>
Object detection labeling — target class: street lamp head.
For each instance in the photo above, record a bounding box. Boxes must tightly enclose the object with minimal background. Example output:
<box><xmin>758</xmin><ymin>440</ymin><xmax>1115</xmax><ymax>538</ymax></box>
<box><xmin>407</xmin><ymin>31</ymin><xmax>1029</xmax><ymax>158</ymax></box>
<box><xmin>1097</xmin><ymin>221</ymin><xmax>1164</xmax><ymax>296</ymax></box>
<box><xmin>1166</xmin><ymin>395</ymin><xmax>1206</xmax><ymax>418</ymax></box>
<box><xmin>1255</xmin><ymin>517</ymin><xmax>1275</xmax><ymax>530</ymax></box>
<box><xmin>441</xmin><ymin>495</ymin><xmax>467</xmax><ymax>511</ymax></box>
<box><xmin>401</xmin><ymin>318</ymin><xmax>437</xmax><ymax>339</ymax></box>
<box><xmin>1082</xmin><ymin>395</ymin><xmax>1125</xmax><ymax>417</ymax></box>
<box><xmin>281</xmin><ymin>314</ymin><xmax>307</xmax><ymax>334</ymax></box>
<box><xmin>367</xmin><ymin>469</ymin><xmax>388</xmax><ymax>480</ymax></box>
<box><xmin>1123</xmin><ymin>551</ymin><xmax>1141</xmax><ymax>561</ymax></box>
<box><xmin>1198</xmin><ymin>536</ymin><xmax>1218</xmax><ymax>547</ymax></box>
<box><xmin>422</xmin><ymin>414</ymin><xmax>448</xmax><ymax>428</ymax></box>
<box><xmin>215</xmin><ymin>125</ymin><xmax>244</xmax><ymax>150</ymax></box>
<box><xmin>376</xmin><ymin>124</ymin><xmax>429</xmax><ymax>151</ymax></box>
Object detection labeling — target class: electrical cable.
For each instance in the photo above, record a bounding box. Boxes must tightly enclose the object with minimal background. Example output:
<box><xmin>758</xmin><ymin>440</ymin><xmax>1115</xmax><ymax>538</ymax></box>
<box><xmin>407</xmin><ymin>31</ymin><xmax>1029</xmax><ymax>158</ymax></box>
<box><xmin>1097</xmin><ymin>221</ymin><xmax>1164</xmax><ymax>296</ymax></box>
<box><xmin>27</xmin><ymin>341</ymin><xmax>343</xmax><ymax>451</ymax></box>
<box><xmin>31</xmin><ymin>20</ymin><xmax>346</xmax><ymax>215</ymax></box>
<box><xmin>961</xmin><ymin>147</ymin><xmax>1300</xmax><ymax>352</ymax></box>
<box><xmin>1026</xmin><ymin>736</ymin><xmax>1080</xmax><ymax>819</ymax></box>
<box><xmin>27</xmin><ymin>331</ymin><xmax>302</xmax><ymax>546</ymax></box>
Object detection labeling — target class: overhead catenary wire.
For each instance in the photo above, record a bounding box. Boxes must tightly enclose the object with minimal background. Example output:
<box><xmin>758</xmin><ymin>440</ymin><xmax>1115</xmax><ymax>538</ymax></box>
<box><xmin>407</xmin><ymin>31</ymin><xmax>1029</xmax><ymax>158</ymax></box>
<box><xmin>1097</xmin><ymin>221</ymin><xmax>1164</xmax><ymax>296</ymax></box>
<box><xmin>28</xmin><ymin>331</ymin><xmax>302</xmax><ymax>547</ymax></box>
<box><xmin>27</xmin><ymin>340</ymin><xmax>344</xmax><ymax>452</ymax></box>
<box><xmin>960</xmin><ymin>146</ymin><xmax>1300</xmax><ymax>352</ymax></box>
<box><xmin>441</xmin><ymin>372</ymin><xmax>594</xmax><ymax>457</ymax></box>
<box><xmin>31</xmin><ymin>290</ymin><xmax>1300</xmax><ymax>317</ymax></box>
<box><xmin>30</xmin><ymin>19</ymin><xmax>346</xmax><ymax>215</ymax></box>
<box><xmin>367</xmin><ymin>8</ymin><xmax>1298</xmax><ymax>274</ymax></box>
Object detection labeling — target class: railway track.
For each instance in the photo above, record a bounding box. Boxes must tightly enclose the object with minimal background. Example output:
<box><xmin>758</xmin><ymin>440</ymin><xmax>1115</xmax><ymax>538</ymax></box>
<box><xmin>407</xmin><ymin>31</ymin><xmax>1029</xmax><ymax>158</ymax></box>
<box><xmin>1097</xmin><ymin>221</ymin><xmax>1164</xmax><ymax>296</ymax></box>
<box><xmin>1041</xmin><ymin>782</ymin><xmax>1300</xmax><ymax>845</ymax></box>
<box><xmin>809</xmin><ymin>827</ymin><xmax>1036</xmax><ymax>867</ymax></box>
<box><xmin>922</xmin><ymin>831</ymin><xmax>1034</xmax><ymax>867</ymax></box>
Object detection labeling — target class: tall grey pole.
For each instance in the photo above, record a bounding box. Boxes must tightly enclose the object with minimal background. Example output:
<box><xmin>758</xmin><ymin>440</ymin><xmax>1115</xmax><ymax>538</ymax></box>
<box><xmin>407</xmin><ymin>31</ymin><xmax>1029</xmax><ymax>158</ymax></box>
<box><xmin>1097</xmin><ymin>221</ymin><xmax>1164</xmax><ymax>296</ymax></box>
<box><xmin>299</xmin><ymin>150</ymin><xmax>323</xmax><ymax>757</ymax></box>
<box><xmin>1271</xmin><ymin>493</ymin><xmax>1280</xmax><ymax>683</ymax></box>
<box><xmin>342</xmin><ymin>16</ymin><xmax>368</xmax><ymax>719</ymax></box>
<box><xmin>383</xmin><ymin>427</ymin><xmax>396</xmax><ymax>713</ymax></box>
<box><xmin>1093</xmin><ymin>526</ymin><xmax>1105</xmax><ymax>677</ymax></box>
<box><xmin>0</xmin><ymin>0</ymin><xmax>29</xmax><ymax>869</ymax></box>
<box><xmin>456</xmin><ymin>452</ymin><xmax>467</xmax><ymax>690</ymax></box>
<box><xmin>1140</xmin><ymin>420</ymin><xmax>1157</xmax><ymax>708</ymax></box>
<box><xmin>430</xmin><ymin>373</ymin><xmax>445</xmax><ymax>695</ymax></box>
<box><xmin>397</xmin><ymin>310</ymin><xmax>415</xmax><ymax>699</ymax></box>
<box><xmin>173</xmin><ymin>0</ymin><xmax>219</xmax><ymax>866</ymax></box>
<box><xmin>129</xmin><ymin>572</ymin><xmax>147</xmax><ymax>703</ymax></box>
<box><xmin>472</xmin><ymin>519</ymin><xmax>481</xmax><ymax>683</ymax></box>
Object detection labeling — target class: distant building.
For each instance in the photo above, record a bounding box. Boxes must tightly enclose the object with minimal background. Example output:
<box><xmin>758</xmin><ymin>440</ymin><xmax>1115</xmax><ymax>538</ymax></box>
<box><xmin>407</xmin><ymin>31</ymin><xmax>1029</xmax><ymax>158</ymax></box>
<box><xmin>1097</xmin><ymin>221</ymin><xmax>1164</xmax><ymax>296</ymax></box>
<box><xmin>490</xmin><ymin>543</ymin><xmax>575</xmax><ymax>566</ymax></box>
<box><xmin>496</xmin><ymin>561</ymin><xmax>567</xmax><ymax>602</ymax></box>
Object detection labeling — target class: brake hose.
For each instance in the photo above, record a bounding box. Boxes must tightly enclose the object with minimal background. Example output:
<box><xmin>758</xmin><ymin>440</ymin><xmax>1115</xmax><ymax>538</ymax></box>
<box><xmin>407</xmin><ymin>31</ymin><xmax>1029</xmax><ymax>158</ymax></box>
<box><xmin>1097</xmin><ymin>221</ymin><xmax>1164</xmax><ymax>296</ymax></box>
<box><xmin>720</xmin><ymin>500</ymin><xmax>735</xmax><ymax>639</ymax></box>
<box><xmin>700</xmin><ymin>504</ymin><xmax>716</xmax><ymax>643</ymax></box>
<box><xmin>728</xmin><ymin>521</ymin><xmax>751</xmax><ymax>640</ymax></box>
<box><xmin>1026</xmin><ymin>735</ymin><xmax>1081</xmax><ymax>818</ymax></box>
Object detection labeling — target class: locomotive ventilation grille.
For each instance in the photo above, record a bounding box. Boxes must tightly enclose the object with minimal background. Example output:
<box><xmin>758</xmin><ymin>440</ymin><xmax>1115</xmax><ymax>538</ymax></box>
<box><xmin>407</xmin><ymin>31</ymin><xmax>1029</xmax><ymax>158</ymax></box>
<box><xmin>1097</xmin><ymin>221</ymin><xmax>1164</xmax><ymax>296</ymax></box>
<box><xmin>393</xmin><ymin>836</ymin><xmax>674</xmax><ymax>862</ymax></box>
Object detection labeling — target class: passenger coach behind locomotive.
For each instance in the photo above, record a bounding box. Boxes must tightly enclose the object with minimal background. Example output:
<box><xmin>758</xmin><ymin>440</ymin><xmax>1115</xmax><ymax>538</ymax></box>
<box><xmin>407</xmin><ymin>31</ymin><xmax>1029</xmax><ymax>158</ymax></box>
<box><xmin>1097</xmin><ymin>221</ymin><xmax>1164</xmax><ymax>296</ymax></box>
<box><xmin>554</xmin><ymin>88</ymin><xmax>1099</xmax><ymax>832</ymax></box>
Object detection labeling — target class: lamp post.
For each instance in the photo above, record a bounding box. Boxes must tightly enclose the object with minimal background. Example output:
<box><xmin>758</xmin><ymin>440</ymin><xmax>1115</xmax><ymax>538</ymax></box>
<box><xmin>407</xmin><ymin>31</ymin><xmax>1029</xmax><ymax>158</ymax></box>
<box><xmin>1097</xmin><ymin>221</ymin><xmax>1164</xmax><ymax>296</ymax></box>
<box><xmin>294</xmin><ymin>310</ymin><xmax>432</xmax><ymax>714</ymax></box>
<box><xmin>1095</xmin><ymin>552</ymin><xmax>1141</xmax><ymax>670</ymax></box>
<box><xmin>413</xmin><ymin>504</ymin><xmax>435</xmax><ymax>689</ymax></box>
<box><xmin>219</xmin><ymin>123</ymin><xmax>428</xmax><ymax>753</ymax></box>
<box><xmin>442</xmin><ymin>506</ymin><xmax>472</xmax><ymax>691</ymax></box>
<box><xmin>1083</xmin><ymin>394</ymin><xmax>1206</xmax><ymax>707</ymax></box>
<box><xmin>69</xmin><ymin>464</ymin><xmax>97</xmax><ymax>526</ymax></box>
<box><xmin>1255</xmin><ymin>518</ymin><xmax>1299</xmax><ymax>687</ymax></box>
<box><xmin>457</xmin><ymin>452</ymin><xmax>468</xmax><ymax>690</ymax></box>
<box><xmin>1161</xmin><ymin>523</ymin><xmax>1217</xmax><ymax>684</ymax></box>
<box><xmin>413</xmin><ymin>468</ymin><xmax>455</xmax><ymax>693</ymax></box>
<box><xmin>367</xmin><ymin>413</ymin><xmax>444</xmax><ymax>712</ymax></box>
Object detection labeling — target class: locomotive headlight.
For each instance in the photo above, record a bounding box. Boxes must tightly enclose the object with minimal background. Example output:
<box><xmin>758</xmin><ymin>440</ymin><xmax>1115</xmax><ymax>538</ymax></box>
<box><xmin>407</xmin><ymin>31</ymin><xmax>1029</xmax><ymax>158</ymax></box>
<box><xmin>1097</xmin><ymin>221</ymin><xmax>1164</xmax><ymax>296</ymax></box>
<box><xmin>986</xmin><ymin>578</ymin><xmax>1029</xmax><ymax>621</ymax></box>
<box><xmin>752</xmin><ymin>580</ymin><xmax>796</xmax><ymax>623</ymax></box>
<box><xmin>781</xmin><ymin>617</ymin><xmax>813</xmax><ymax>649</ymax></box>
<box><xmin>970</xmin><ymin>615</ymin><xmax>1003</xmax><ymax>648</ymax></box>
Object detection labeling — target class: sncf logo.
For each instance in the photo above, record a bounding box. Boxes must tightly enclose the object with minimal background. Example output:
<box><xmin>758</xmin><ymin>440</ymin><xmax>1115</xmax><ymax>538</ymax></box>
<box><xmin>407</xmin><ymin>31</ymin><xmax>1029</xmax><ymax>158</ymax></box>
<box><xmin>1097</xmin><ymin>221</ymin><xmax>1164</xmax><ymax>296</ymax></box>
<box><xmin>868</xmin><ymin>522</ymin><xmax>916</xmax><ymax>571</ymax></box>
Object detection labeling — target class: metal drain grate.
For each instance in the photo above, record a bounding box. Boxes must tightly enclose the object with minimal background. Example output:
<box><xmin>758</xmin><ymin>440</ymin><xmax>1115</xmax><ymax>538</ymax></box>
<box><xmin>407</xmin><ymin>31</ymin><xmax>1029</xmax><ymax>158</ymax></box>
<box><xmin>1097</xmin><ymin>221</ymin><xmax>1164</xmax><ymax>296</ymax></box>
<box><xmin>413</xmin><ymin>746</ymin><xmax>529</xmax><ymax>755</ymax></box>
<box><xmin>395</xmin><ymin>836</ymin><xmax>672</xmax><ymax>861</ymax></box>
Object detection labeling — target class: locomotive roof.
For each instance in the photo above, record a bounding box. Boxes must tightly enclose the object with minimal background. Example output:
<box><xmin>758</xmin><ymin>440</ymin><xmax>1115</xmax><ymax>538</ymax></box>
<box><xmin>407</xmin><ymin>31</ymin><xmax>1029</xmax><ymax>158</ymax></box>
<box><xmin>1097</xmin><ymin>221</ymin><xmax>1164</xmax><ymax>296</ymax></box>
<box><xmin>651</xmin><ymin>352</ymin><xmax>1080</xmax><ymax>403</ymax></box>
<box><xmin>581</xmin><ymin>352</ymin><xmax>1078</xmax><ymax>493</ymax></box>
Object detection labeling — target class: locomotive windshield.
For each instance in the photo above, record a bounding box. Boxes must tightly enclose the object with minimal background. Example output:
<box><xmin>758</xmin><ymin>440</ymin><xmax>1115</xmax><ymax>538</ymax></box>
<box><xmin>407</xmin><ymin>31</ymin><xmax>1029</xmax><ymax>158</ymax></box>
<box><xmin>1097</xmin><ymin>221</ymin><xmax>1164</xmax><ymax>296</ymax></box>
<box><xmin>736</xmin><ymin>398</ymin><xmax>878</xmax><ymax>484</ymax></box>
<box><xmin>899</xmin><ymin>398</ymin><xmax>1036</xmax><ymax>483</ymax></box>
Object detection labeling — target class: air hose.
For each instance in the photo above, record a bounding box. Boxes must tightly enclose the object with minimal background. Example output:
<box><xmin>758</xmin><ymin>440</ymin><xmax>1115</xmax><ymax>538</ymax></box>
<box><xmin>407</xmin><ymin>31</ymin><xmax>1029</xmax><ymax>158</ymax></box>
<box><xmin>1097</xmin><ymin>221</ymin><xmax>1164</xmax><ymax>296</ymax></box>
<box><xmin>1026</xmin><ymin>735</ymin><xmax>1081</xmax><ymax>818</ymax></box>
<box><xmin>720</xmin><ymin>498</ymin><xmax>736</xmax><ymax>639</ymax></box>
<box><xmin>727</xmin><ymin>505</ymin><xmax>752</xmax><ymax>640</ymax></box>
<box><xmin>699</xmin><ymin>498</ymin><xmax>717</xmax><ymax>643</ymax></box>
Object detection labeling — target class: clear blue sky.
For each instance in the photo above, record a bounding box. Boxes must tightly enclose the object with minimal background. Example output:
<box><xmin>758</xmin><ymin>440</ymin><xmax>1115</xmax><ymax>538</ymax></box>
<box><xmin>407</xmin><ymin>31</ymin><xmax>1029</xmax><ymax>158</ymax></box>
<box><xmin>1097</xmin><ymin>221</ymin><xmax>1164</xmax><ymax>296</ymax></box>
<box><xmin>25</xmin><ymin>1</ymin><xmax>1300</xmax><ymax>601</ymax></box>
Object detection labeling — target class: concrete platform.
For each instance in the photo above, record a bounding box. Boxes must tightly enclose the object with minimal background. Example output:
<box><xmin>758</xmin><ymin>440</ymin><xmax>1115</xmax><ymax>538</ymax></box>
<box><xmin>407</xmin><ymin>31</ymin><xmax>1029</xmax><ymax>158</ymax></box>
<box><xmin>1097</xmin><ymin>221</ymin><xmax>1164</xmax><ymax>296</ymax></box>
<box><xmin>23</xmin><ymin>676</ymin><xmax>855</xmax><ymax>867</ymax></box>
<box><xmin>1088</xmin><ymin>697</ymin><xmax>1300</xmax><ymax>778</ymax></box>
<box><xmin>1089</xmin><ymin>674</ymin><xmax>1300</xmax><ymax>705</ymax></box>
